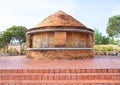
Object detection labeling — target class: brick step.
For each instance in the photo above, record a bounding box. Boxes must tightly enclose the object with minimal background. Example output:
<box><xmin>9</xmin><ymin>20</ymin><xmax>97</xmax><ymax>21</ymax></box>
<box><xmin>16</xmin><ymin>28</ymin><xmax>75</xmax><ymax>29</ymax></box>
<box><xmin>0</xmin><ymin>80</ymin><xmax>120</xmax><ymax>84</ymax></box>
<box><xmin>0</xmin><ymin>83</ymin><xmax>120</xmax><ymax>85</ymax></box>
<box><xmin>0</xmin><ymin>69</ymin><xmax>119</xmax><ymax>84</ymax></box>
<box><xmin>0</xmin><ymin>69</ymin><xmax>119</xmax><ymax>73</ymax></box>
<box><xmin>0</xmin><ymin>73</ymin><xmax>120</xmax><ymax>80</ymax></box>
<box><xmin>1</xmin><ymin>72</ymin><xmax>120</xmax><ymax>75</ymax></box>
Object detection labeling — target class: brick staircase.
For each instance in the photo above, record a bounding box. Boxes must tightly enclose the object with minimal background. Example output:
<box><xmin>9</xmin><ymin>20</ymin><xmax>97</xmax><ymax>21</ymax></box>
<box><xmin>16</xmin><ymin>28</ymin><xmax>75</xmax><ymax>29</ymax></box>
<box><xmin>0</xmin><ymin>69</ymin><xmax>120</xmax><ymax>85</ymax></box>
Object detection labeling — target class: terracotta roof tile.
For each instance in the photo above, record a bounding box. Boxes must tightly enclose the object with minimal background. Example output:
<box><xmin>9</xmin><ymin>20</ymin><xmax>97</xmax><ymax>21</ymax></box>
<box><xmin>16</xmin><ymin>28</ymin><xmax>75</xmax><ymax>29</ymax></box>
<box><xmin>35</xmin><ymin>10</ymin><xmax>86</xmax><ymax>28</ymax></box>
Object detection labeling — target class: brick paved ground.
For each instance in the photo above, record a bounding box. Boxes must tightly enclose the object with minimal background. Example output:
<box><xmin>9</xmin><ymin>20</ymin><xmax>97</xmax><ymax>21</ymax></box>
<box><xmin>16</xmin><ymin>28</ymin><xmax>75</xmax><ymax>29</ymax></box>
<box><xmin>0</xmin><ymin>55</ymin><xmax>119</xmax><ymax>69</ymax></box>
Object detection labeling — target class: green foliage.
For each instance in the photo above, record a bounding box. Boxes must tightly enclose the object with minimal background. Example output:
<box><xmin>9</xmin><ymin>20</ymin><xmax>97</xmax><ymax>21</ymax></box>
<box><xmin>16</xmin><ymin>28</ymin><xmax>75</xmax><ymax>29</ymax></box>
<box><xmin>102</xmin><ymin>46</ymin><xmax>113</xmax><ymax>52</ymax></box>
<box><xmin>94</xmin><ymin>28</ymin><xmax>109</xmax><ymax>45</ymax></box>
<box><xmin>7</xmin><ymin>48</ymin><xmax>19</xmax><ymax>55</ymax></box>
<box><xmin>94</xmin><ymin>45</ymin><xmax>120</xmax><ymax>55</ymax></box>
<box><xmin>94</xmin><ymin>45</ymin><xmax>102</xmax><ymax>51</ymax></box>
<box><xmin>0</xmin><ymin>25</ymin><xmax>27</xmax><ymax>53</ymax></box>
<box><xmin>106</xmin><ymin>15</ymin><xmax>120</xmax><ymax>37</ymax></box>
<box><xmin>21</xmin><ymin>45</ymin><xmax>26</xmax><ymax>55</ymax></box>
<box><xmin>109</xmin><ymin>37</ymin><xmax>118</xmax><ymax>45</ymax></box>
<box><xmin>0</xmin><ymin>31</ymin><xmax>12</xmax><ymax>49</ymax></box>
<box><xmin>0</xmin><ymin>32</ymin><xmax>4</xmax><ymax>48</ymax></box>
<box><xmin>94</xmin><ymin>28</ymin><xmax>103</xmax><ymax>44</ymax></box>
<box><xmin>7</xmin><ymin>25</ymin><xmax>27</xmax><ymax>44</ymax></box>
<box><xmin>102</xmin><ymin>36</ymin><xmax>109</xmax><ymax>45</ymax></box>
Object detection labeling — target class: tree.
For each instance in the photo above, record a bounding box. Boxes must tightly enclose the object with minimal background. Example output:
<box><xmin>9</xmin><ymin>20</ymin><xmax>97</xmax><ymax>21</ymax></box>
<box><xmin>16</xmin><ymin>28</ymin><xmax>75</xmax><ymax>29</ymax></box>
<box><xmin>102</xmin><ymin>36</ymin><xmax>109</xmax><ymax>45</ymax></box>
<box><xmin>94</xmin><ymin>28</ymin><xmax>110</xmax><ymax>45</ymax></box>
<box><xmin>106</xmin><ymin>15</ymin><xmax>120</xmax><ymax>37</ymax></box>
<box><xmin>94</xmin><ymin>28</ymin><xmax>103</xmax><ymax>44</ymax></box>
<box><xmin>7</xmin><ymin>25</ymin><xmax>27</xmax><ymax>53</ymax></box>
<box><xmin>0</xmin><ymin>31</ymin><xmax>12</xmax><ymax>51</ymax></box>
<box><xmin>7</xmin><ymin>25</ymin><xmax>27</xmax><ymax>44</ymax></box>
<box><xmin>0</xmin><ymin>25</ymin><xmax>27</xmax><ymax>53</ymax></box>
<box><xmin>0</xmin><ymin>32</ymin><xmax>4</xmax><ymax>48</ymax></box>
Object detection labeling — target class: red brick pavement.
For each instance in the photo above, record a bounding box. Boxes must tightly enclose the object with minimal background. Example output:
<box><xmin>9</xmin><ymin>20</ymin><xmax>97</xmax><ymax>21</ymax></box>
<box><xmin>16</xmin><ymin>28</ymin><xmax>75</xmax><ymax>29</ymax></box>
<box><xmin>0</xmin><ymin>55</ymin><xmax>119</xmax><ymax>69</ymax></box>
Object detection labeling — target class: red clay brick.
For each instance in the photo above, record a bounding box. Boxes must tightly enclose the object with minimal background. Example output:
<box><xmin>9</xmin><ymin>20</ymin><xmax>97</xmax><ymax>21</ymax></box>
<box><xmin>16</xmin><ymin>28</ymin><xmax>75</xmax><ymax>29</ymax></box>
<box><xmin>17</xmin><ymin>70</ymin><xmax>23</xmax><ymax>73</ymax></box>
<box><xmin>21</xmin><ymin>84</ymin><xmax>27</xmax><ymax>85</ymax></box>
<box><xmin>111</xmin><ymin>75</ymin><xmax>117</xmax><ymax>80</ymax></box>
<box><xmin>0</xmin><ymin>70</ymin><xmax>2</xmax><ymax>73</ymax></box>
<box><xmin>60</xmin><ymin>69</ymin><xmax>65</xmax><ymax>73</ymax></box>
<box><xmin>49</xmin><ymin>69</ymin><xmax>55</xmax><ymax>73</ymax></box>
<box><xmin>48</xmin><ymin>75</ymin><xmax>53</xmax><ymax>80</ymax></box>
<box><xmin>113</xmin><ymin>69</ymin><xmax>119</xmax><ymax>73</ymax></box>
<box><xmin>42</xmin><ymin>75</ymin><xmax>48</xmax><ymax>80</ymax></box>
<box><xmin>71</xmin><ymin>69</ymin><xmax>76</xmax><ymax>73</ymax></box>
<box><xmin>19</xmin><ymin>75</ymin><xmax>25</xmax><ymax>80</ymax></box>
<box><xmin>25</xmin><ymin>75</ymin><xmax>32</xmax><ymax>80</ymax></box>
<box><xmin>36</xmin><ymin>75</ymin><xmax>43</xmax><ymax>80</ymax></box>
<box><xmin>84</xmin><ymin>84</ymin><xmax>91</xmax><ymax>85</ymax></box>
<box><xmin>65</xmin><ymin>75</ymin><xmax>71</xmax><ymax>80</ymax></box>
<box><xmin>108</xmin><ymin>69</ymin><xmax>113</xmax><ymax>73</ymax></box>
<box><xmin>0</xmin><ymin>76</ymin><xmax>2</xmax><ymax>80</ymax></box>
<box><xmin>100</xmin><ymin>75</ymin><xmax>105</xmax><ymax>80</ymax></box>
<box><xmin>91</xmin><ymin>84</ymin><xmax>97</xmax><ymax>85</ymax></box>
<box><xmin>71</xmin><ymin>75</ymin><xmax>77</xmax><ymax>80</ymax></box>
<box><xmin>13</xmin><ymin>75</ymin><xmax>19</xmax><ymax>80</ymax></box>
<box><xmin>1</xmin><ymin>70</ymin><xmax>6</xmax><ymax>73</ymax></box>
<box><xmin>31</xmin><ymin>75</ymin><xmax>36</xmax><ymax>80</ymax></box>
<box><xmin>12</xmin><ymin>70</ymin><xmax>18</xmax><ymax>73</ymax></box>
<box><xmin>88</xmin><ymin>75</ymin><xmax>94</xmax><ymax>80</ymax></box>
<box><xmin>105</xmin><ymin>75</ymin><xmax>111</xmax><ymax>80</ymax></box>
<box><xmin>3</xmin><ymin>84</ymin><xmax>9</xmax><ymax>85</ymax></box>
<box><xmin>47</xmin><ymin>83</ymin><xmax>53</xmax><ymax>85</ymax></box>
<box><xmin>102</xmin><ymin>69</ymin><xmax>107</xmax><ymax>73</ymax></box>
<box><xmin>59</xmin><ymin>75</ymin><xmax>65</xmax><ymax>80</ymax></box>
<box><xmin>86</xmin><ymin>69</ymin><xmax>91</xmax><ymax>73</ymax></box>
<box><xmin>83</xmin><ymin>75</ymin><xmax>89</xmax><ymax>80</ymax></box>
<box><xmin>97</xmin><ymin>69</ymin><xmax>102</xmax><ymax>73</ymax></box>
<box><xmin>72</xmin><ymin>83</ymin><xmax>78</xmax><ymax>85</ymax></box>
<box><xmin>38</xmin><ymin>69</ymin><xmax>44</xmax><ymax>73</ymax></box>
<box><xmin>54</xmin><ymin>69</ymin><xmax>60</xmax><ymax>73</ymax></box>
<box><xmin>65</xmin><ymin>69</ymin><xmax>71</xmax><ymax>73</ymax></box>
<box><xmin>75</xmin><ymin>69</ymin><xmax>80</xmax><ymax>73</ymax></box>
<box><xmin>53</xmin><ymin>84</ymin><xmax>59</xmax><ymax>85</ymax></box>
<box><xmin>28</xmin><ymin>69</ymin><xmax>34</xmax><ymax>73</ymax></box>
<box><xmin>33</xmin><ymin>70</ymin><xmax>39</xmax><ymax>73</ymax></box>
<box><xmin>81</xmin><ymin>69</ymin><xmax>86</xmax><ymax>73</ymax></box>
<box><xmin>54</xmin><ymin>75</ymin><xmax>60</xmax><ymax>80</ymax></box>
<box><xmin>2</xmin><ymin>75</ymin><xmax>8</xmax><ymax>80</ymax></box>
<box><xmin>94</xmin><ymin>75</ymin><xmax>99</xmax><ymax>80</ymax></box>
<box><xmin>16</xmin><ymin>83</ymin><xmax>22</xmax><ymax>85</ymax></box>
<box><xmin>77</xmin><ymin>75</ymin><xmax>82</xmax><ymax>80</ymax></box>
<box><xmin>91</xmin><ymin>69</ymin><xmax>97</xmax><ymax>73</ymax></box>
<box><xmin>65</xmin><ymin>84</ymin><xmax>71</xmax><ymax>85</ymax></box>
<box><xmin>8</xmin><ymin>76</ymin><xmax>13</xmax><ymax>80</ymax></box>
<box><xmin>43</xmin><ymin>69</ymin><xmax>49</xmax><ymax>73</ymax></box>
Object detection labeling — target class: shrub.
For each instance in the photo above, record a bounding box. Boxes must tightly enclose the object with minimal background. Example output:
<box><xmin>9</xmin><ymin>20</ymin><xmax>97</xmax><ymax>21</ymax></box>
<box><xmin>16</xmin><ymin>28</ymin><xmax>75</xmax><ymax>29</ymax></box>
<box><xmin>94</xmin><ymin>45</ymin><xmax>120</xmax><ymax>55</ymax></box>
<box><xmin>7</xmin><ymin>48</ymin><xmax>19</xmax><ymax>56</ymax></box>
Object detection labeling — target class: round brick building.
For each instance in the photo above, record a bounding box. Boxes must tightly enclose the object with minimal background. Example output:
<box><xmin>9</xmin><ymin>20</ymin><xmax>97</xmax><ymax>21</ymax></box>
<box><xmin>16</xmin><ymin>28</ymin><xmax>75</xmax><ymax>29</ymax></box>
<box><xmin>26</xmin><ymin>10</ymin><xmax>94</xmax><ymax>60</ymax></box>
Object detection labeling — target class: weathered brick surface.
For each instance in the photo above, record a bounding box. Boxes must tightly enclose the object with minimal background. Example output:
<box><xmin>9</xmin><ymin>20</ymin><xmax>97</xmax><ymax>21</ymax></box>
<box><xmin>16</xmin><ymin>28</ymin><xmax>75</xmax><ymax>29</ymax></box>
<box><xmin>26</xmin><ymin>30</ymin><xmax>94</xmax><ymax>60</ymax></box>
<box><xmin>55</xmin><ymin>32</ymin><xmax>66</xmax><ymax>47</ymax></box>
<box><xmin>26</xmin><ymin>50</ymin><xmax>93</xmax><ymax>60</ymax></box>
<box><xmin>0</xmin><ymin>69</ymin><xmax>120</xmax><ymax>84</ymax></box>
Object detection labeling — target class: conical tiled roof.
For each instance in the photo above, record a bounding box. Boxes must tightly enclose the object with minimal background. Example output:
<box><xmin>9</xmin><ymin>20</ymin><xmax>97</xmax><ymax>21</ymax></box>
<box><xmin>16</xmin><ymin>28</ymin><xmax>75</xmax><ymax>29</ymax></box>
<box><xmin>35</xmin><ymin>10</ymin><xmax>86</xmax><ymax>28</ymax></box>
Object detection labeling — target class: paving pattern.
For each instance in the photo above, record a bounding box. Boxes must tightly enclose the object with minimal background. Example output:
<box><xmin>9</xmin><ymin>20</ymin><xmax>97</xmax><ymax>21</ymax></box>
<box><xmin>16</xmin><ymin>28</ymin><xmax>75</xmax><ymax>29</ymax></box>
<box><xmin>0</xmin><ymin>55</ymin><xmax>119</xmax><ymax>69</ymax></box>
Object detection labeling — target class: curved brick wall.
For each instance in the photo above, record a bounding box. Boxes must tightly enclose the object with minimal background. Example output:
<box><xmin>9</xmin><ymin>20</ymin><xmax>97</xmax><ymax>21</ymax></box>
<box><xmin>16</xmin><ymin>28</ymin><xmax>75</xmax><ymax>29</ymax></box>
<box><xmin>26</xmin><ymin>31</ymin><xmax>94</xmax><ymax>60</ymax></box>
<box><xmin>26</xmin><ymin>50</ymin><xmax>93</xmax><ymax>60</ymax></box>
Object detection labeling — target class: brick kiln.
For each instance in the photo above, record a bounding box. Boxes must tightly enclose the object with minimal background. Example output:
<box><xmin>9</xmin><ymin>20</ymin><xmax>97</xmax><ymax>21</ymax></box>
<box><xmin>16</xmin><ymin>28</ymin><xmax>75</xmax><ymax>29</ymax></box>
<box><xmin>26</xmin><ymin>10</ymin><xmax>94</xmax><ymax>60</ymax></box>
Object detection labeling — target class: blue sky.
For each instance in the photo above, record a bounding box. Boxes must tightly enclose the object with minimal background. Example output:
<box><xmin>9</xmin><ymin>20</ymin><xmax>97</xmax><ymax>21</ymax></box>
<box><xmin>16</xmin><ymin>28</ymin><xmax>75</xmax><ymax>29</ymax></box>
<box><xmin>0</xmin><ymin>0</ymin><xmax>120</xmax><ymax>36</ymax></box>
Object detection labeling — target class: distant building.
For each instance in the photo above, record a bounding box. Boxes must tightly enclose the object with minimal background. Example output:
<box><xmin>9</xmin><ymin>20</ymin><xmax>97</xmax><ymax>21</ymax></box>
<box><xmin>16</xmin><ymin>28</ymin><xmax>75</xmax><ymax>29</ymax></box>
<box><xmin>26</xmin><ymin>10</ymin><xmax>94</xmax><ymax>60</ymax></box>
